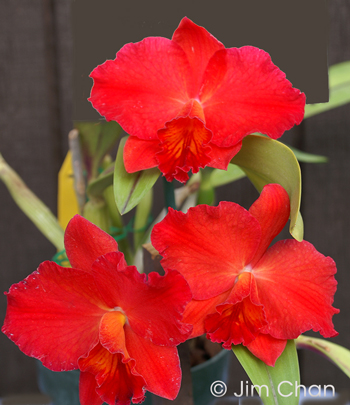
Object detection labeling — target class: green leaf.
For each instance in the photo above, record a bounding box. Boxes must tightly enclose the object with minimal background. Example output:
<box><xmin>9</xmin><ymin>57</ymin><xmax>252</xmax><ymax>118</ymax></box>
<box><xmin>304</xmin><ymin>61</ymin><xmax>350</xmax><ymax>118</ymax></box>
<box><xmin>86</xmin><ymin>165</ymin><xmax>114</xmax><ymax>198</ymax></box>
<box><xmin>288</xmin><ymin>146</ymin><xmax>328</xmax><ymax>164</ymax></box>
<box><xmin>74</xmin><ymin>120</ymin><xmax>122</xmax><ymax>179</ymax></box>
<box><xmin>210</xmin><ymin>164</ymin><xmax>246</xmax><ymax>188</ymax></box>
<box><xmin>114</xmin><ymin>137</ymin><xmax>160</xmax><ymax>215</ymax></box>
<box><xmin>134</xmin><ymin>189</ymin><xmax>153</xmax><ymax>250</ymax></box>
<box><xmin>197</xmin><ymin>168</ymin><xmax>215</xmax><ymax>205</ymax></box>
<box><xmin>231</xmin><ymin>135</ymin><xmax>303</xmax><ymax>241</ymax></box>
<box><xmin>296</xmin><ymin>335</ymin><xmax>350</xmax><ymax>378</ymax></box>
<box><xmin>232</xmin><ymin>340</ymin><xmax>300</xmax><ymax>405</ymax></box>
<box><xmin>0</xmin><ymin>154</ymin><xmax>64</xmax><ymax>250</ymax></box>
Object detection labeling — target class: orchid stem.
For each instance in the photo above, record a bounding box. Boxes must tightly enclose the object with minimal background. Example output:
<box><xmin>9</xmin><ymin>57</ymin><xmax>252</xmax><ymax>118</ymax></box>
<box><xmin>163</xmin><ymin>177</ymin><xmax>176</xmax><ymax>211</ymax></box>
<box><xmin>68</xmin><ymin>129</ymin><xmax>86</xmax><ymax>214</ymax></box>
<box><xmin>0</xmin><ymin>153</ymin><xmax>64</xmax><ymax>251</ymax></box>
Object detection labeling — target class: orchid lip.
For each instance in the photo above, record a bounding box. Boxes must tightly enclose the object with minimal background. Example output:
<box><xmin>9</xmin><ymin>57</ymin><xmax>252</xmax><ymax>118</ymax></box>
<box><xmin>234</xmin><ymin>264</ymin><xmax>253</xmax><ymax>285</ymax></box>
<box><xmin>112</xmin><ymin>307</ymin><xmax>128</xmax><ymax>323</ymax></box>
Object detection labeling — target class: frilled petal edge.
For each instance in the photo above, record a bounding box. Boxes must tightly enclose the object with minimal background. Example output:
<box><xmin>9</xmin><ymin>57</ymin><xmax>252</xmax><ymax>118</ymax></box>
<box><xmin>79</xmin><ymin>343</ymin><xmax>146</xmax><ymax>405</ymax></box>
<box><xmin>89</xmin><ymin>36</ymin><xmax>192</xmax><ymax>140</ymax></box>
<box><xmin>254</xmin><ymin>240</ymin><xmax>339</xmax><ymax>340</ymax></box>
<box><xmin>246</xmin><ymin>334</ymin><xmax>287</xmax><ymax>367</ymax></box>
<box><xmin>2</xmin><ymin>261</ymin><xmax>107</xmax><ymax>371</ymax></box>
<box><xmin>248</xmin><ymin>184</ymin><xmax>290</xmax><ymax>266</ymax></box>
<box><xmin>201</xmin><ymin>46</ymin><xmax>306</xmax><ymax>147</ymax></box>
<box><xmin>91</xmin><ymin>253</ymin><xmax>192</xmax><ymax>346</ymax></box>
<box><xmin>125</xmin><ymin>324</ymin><xmax>182</xmax><ymax>400</ymax></box>
<box><xmin>151</xmin><ymin>203</ymin><xmax>261</xmax><ymax>299</ymax></box>
<box><xmin>64</xmin><ymin>215</ymin><xmax>121</xmax><ymax>273</ymax></box>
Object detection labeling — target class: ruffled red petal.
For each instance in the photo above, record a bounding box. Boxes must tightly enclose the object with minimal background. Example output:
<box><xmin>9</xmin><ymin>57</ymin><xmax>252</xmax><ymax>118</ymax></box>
<box><xmin>89</xmin><ymin>37</ymin><xmax>192</xmax><ymax>140</ymax></box>
<box><xmin>253</xmin><ymin>240</ymin><xmax>339</xmax><ymax>339</ymax></box>
<box><xmin>79</xmin><ymin>371</ymin><xmax>104</xmax><ymax>405</ymax></box>
<box><xmin>182</xmin><ymin>290</ymin><xmax>231</xmax><ymax>338</ymax></box>
<box><xmin>91</xmin><ymin>253</ymin><xmax>192</xmax><ymax>346</ymax></box>
<box><xmin>200</xmin><ymin>46</ymin><xmax>306</xmax><ymax>147</ymax></box>
<box><xmin>248</xmin><ymin>184</ymin><xmax>290</xmax><ymax>266</ymax></box>
<box><xmin>64</xmin><ymin>215</ymin><xmax>120</xmax><ymax>273</ymax></box>
<box><xmin>124</xmin><ymin>324</ymin><xmax>182</xmax><ymax>400</ymax></box>
<box><xmin>78</xmin><ymin>343</ymin><xmax>146</xmax><ymax>405</ymax></box>
<box><xmin>246</xmin><ymin>334</ymin><xmax>287</xmax><ymax>367</ymax></box>
<box><xmin>208</xmin><ymin>141</ymin><xmax>242</xmax><ymax>170</ymax></box>
<box><xmin>205</xmin><ymin>273</ymin><xmax>267</xmax><ymax>348</ymax></box>
<box><xmin>156</xmin><ymin>115</ymin><xmax>213</xmax><ymax>182</ymax></box>
<box><xmin>172</xmin><ymin>17</ymin><xmax>225</xmax><ymax>96</ymax></box>
<box><xmin>151</xmin><ymin>203</ymin><xmax>261</xmax><ymax>299</ymax></box>
<box><xmin>2</xmin><ymin>261</ymin><xmax>107</xmax><ymax>371</ymax></box>
<box><xmin>123</xmin><ymin>134</ymin><xmax>241</xmax><ymax>176</ymax></box>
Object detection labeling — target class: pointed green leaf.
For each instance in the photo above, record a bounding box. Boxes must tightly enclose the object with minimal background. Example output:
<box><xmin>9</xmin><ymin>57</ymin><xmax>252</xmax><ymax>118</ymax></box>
<box><xmin>134</xmin><ymin>189</ymin><xmax>153</xmax><ymax>250</ymax></box>
<box><xmin>304</xmin><ymin>61</ymin><xmax>350</xmax><ymax>118</ymax></box>
<box><xmin>86</xmin><ymin>165</ymin><xmax>114</xmax><ymax>198</ymax></box>
<box><xmin>288</xmin><ymin>146</ymin><xmax>328</xmax><ymax>164</ymax></box>
<box><xmin>231</xmin><ymin>135</ymin><xmax>303</xmax><ymax>241</ymax></box>
<box><xmin>0</xmin><ymin>154</ymin><xmax>64</xmax><ymax>250</ymax></box>
<box><xmin>74</xmin><ymin>120</ymin><xmax>122</xmax><ymax>179</ymax></box>
<box><xmin>210</xmin><ymin>164</ymin><xmax>246</xmax><ymax>188</ymax></box>
<box><xmin>114</xmin><ymin>137</ymin><xmax>160</xmax><ymax>215</ymax></box>
<box><xmin>196</xmin><ymin>168</ymin><xmax>215</xmax><ymax>205</ymax></box>
<box><xmin>233</xmin><ymin>340</ymin><xmax>300</xmax><ymax>405</ymax></box>
<box><xmin>296</xmin><ymin>335</ymin><xmax>350</xmax><ymax>378</ymax></box>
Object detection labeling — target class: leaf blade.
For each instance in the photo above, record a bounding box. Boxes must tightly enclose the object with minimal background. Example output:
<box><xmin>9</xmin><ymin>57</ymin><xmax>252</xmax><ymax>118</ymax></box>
<box><xmin>296</xmin><ymin>335</ymin><xmax>350</xmax><ymax>378</ymax></box>
<box><xmin>304</xmin><ymin>61</ymin><xmax>350</xmax><ymax>119</ymax></box>
<box><xmin>232</xmin><ymin>340</ymin><xmax>300</xmax><ymax>405</ymax></box>
<box><xmin>231</xmin><ymin>135</ymin><xmax>303</xmax><ymax>241</ymax></box>
<box><xmin>114</xmin><ymin>137</ymin><xmax>160</xmax><ymax>215</ymax></box>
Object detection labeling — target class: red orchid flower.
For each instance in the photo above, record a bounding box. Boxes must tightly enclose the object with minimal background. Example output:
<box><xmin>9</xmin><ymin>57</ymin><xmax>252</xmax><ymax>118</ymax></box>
<box><xmin>89</xmin><ymin>17</ymin><xmax>306</xmax><ymax>183</ymax></box>
<box><xmin>151</xmin><ymin>184</ymin><xmax>339</xmax><ymax>366</ymax></box>
<box><xmin>2</xmin><ymin>215</ymin><xmax>192</xmax><ymax>405</ymax></box>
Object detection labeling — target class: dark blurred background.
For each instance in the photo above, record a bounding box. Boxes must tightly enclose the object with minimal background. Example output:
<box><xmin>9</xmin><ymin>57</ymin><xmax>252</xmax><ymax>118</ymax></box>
<box><xmin>0</xmin><ymin>0</ymin><xmax>349</xmax><ymax>399</ymax></box>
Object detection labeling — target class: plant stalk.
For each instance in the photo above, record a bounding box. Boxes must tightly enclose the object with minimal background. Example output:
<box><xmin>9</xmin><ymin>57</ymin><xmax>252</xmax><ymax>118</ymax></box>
<box><xmin>0</xmin><ymin>153</ymin><xmax>64</xmax><ymax>250</ymax></box>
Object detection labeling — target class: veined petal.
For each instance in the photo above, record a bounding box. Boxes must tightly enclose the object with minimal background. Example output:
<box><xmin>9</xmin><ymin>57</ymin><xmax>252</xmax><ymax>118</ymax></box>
<box><xmin>92</xmin><ymin>253</ymin><xmax>192</xmax><ymax>346</ymax></box>
<box><xmin>89</xmin><ymin>37</ymin><xmax>192</xmax><ymax>140</ymax></box>
<box><xmin>249</xmin><ymin>184</ymin><xmax>290</xmax><ymax>266</ymax></box>
<box><xmin>65</xmin><ymin>215</ymin><xmax>120</xmax><ymax>273</ymax></box>
<box><xmin>156</xmin><ymin>116</ymin><xmax>212</xmax><ymax>182</ymax></box>
<box><xmin>2</xmin><ymin>261</ymin><xmax>107</xmax><ymax>371</ymax></box>
<box><xmin>123</xmin><ymin>136</ymin><xmax>159</xmax><ymax>173</ymax></box>
<box><xmin>205</xmin><ymin>273</ymin><xmax>267</xmax><ymax>348</ymax></box>
<box><xmin>253</xmin><ymin>240</ymin><xmax>339</xmax><ymax>339</ymax></box>
<box><xmin>201</xmin><ymin>46</ymin><xmax>306</xmax><ymax>147</ymax></box>
<box><xmin>78</xmin><ymin>343</ymin><xmax>146</xmax><ymax>405</ymax></box>
<box><xmin>79</xmin><ymin>371</ymin><xmax>104</xmax><ymax>405</ymax></box>
<box><xmin>183</xmin><ymin>290</ymin><xmax>231</xmax><ymax>338</ymax></box>
<box><xmin>151</xmin><ymin>203</ymin><xmax>261</xmax><ymax>299</ymax></box>
<box><xmin>246</xmin><ymin>334</ymin><xmax>287</xmax><ymax>367</ymax></box>
<box><xmin>172</xmin><ymin>17</ymin><xmax>225</xmax><ymax>96</ymax></box>
<box><xmin>125</xmin><ymin>324</ymin><xmax>182</xmax><ymax>400</ymax></box>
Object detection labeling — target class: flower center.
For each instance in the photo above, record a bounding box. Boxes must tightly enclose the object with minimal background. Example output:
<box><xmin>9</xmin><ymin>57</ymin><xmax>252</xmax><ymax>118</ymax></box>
<box><xmin>176</xmin><ymin>99</ymin><xmax>206</xmax><ymax>123</ymax></box>
<box><xmin>234</xmin><ymin>264</ymin><xmax>253</xmax><ymax>285</ymax></box>
<box><xmin>156</xmin><ymin>99</ymin><xmax>213</xmax><ymax>182</ymax></box>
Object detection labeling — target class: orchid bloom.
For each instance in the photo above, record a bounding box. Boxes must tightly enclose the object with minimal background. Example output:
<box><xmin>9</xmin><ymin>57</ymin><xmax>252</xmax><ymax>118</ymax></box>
<box><xmin>2</xmin><ymin>215</ymin><xmax>192</xmax><ymax>405</ymax></box>
<box><xmin>89</xmin><ymin>17</ymin><xmax>306</xmax><ymax>183</ymax></box>
<box><xmin>151</xmin><ymin>184</ymin><xmax>339</xmax><ymax>366</ymax></box>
